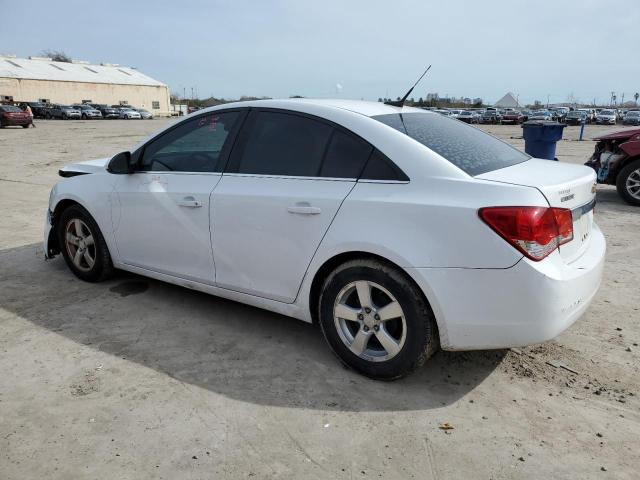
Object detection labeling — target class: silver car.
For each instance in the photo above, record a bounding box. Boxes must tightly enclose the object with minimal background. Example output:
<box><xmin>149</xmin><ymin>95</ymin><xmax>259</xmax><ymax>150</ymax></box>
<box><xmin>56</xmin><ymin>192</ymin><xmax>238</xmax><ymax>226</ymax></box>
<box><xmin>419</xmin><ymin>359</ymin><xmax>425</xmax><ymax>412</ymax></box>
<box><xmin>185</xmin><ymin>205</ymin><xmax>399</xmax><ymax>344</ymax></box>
<box><xmin>136</xmin><ymin>108</ymin><xmax>153</xmax><ymax>119</ymax></box>
<box><xmin>118</xmin><ymin>108</ymin><xmax>142</xmax><ymax>120</ymax></box>
<box><xmin>596</xmin><ymin>109</ymin><xmax>617</xmax><ymax>125</ymax></box>
<box><xmin>73</xmin><ymin>105</ymin><xmax>103</xmax><ymax>120</ymax></box>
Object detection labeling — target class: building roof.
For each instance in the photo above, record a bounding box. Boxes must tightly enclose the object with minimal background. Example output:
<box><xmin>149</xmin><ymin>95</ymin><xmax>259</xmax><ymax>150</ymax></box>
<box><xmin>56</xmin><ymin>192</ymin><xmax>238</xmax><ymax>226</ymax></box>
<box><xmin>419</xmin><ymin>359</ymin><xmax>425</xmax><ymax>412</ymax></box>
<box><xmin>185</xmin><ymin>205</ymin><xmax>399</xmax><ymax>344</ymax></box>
<box><xmin>494</xmin><ymin>92</ymin><xmax>520</xmax><ymax>108</ymax></box>
<box><xmin>0</xmin><ymin>56</ymin><xmax>166</xmax><ymax>87</ymax></box>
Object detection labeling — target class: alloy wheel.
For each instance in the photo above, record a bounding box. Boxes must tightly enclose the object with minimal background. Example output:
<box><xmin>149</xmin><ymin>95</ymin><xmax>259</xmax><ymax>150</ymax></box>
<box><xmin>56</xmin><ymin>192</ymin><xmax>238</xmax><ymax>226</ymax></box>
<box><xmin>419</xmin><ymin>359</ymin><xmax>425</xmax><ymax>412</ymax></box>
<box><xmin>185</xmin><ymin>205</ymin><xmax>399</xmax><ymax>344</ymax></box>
<box><xmin>64</xmin><ymin>218</ymin><xmax>96</xmax><ymax>272</ymax></box>
<box><xmin>333</xmin><ymin>280</ymin><xmax>406</xmax><ymax>362</ymax></box>
<box><xmin>626</xmin><ymin>168</ymin><xmax>640</xmax><ymax>201</ymax></box>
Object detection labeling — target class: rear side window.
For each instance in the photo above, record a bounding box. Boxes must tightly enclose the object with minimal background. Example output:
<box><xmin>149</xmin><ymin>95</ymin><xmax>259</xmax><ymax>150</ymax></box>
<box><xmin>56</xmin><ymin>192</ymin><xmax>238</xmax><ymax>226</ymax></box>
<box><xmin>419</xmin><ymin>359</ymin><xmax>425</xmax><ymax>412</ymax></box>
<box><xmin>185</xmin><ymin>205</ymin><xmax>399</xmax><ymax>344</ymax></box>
<box><xmin>361</xmin><ymin>149</ymin><xmax>409</xmax><ymax>181</ymax></box>
<box><xmin>231</xmin><ymin>111</ymin><xmax>331</xmax><ymax>176</ymax></box>
<box><xmin>373</xmin><ymin>112</ymin><xmax>529</xmax><ymax>175</ymax></box>
<box><xmin>319</xmin><ymin>130</ymin><xmax>372</xmax><ymax>178</ymax></box>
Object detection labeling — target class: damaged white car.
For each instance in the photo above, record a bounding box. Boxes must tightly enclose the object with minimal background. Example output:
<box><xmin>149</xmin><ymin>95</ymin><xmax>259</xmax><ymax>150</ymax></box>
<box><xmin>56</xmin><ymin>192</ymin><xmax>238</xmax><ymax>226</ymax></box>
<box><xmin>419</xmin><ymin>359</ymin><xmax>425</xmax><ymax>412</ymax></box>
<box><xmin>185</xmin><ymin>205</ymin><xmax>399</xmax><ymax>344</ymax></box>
<box><xmin>45</xmin><ymin>99</ymin><xmax>605</xmax><ymax>379</ymax></box>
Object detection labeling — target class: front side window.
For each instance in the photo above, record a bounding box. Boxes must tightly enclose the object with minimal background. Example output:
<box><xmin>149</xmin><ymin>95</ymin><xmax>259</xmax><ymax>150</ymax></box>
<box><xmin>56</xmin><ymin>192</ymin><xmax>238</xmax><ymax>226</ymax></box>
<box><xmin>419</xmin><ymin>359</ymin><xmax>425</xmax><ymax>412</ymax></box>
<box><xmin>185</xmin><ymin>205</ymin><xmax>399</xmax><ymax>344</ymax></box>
<box><xmin>373</xmin><ymin>112</ymin><xmax>529</xmax><ymax>176</ymax></box>
<box><xmin>231</xmin><ymin>111</ymin><xmax>332</xmax><ymax>176</ymax></box>
<box><xmin>140</xmin><ymin>111</ymin><xmax>240</xmax><ymax>172</ymax></box>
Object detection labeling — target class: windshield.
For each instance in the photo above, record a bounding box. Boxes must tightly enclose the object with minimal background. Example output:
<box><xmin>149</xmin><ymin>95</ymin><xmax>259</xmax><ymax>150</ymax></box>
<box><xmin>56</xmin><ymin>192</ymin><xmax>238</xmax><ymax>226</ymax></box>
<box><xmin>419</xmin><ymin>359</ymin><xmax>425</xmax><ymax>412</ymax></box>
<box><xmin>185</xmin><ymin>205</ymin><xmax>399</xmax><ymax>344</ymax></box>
<box><xmin>600</xmin><ymin>110</ymin><xmax>614</xmax><ymax>115</ymax></box>
<box><xmin>628</xmin><ymin>111</ymin><xmax>640</xmax><ymax>117</ymax></box>
<box><xmin>373</xmin><ymin>112</ymin><xmax>529</xmax><ymax>176</ymax></box>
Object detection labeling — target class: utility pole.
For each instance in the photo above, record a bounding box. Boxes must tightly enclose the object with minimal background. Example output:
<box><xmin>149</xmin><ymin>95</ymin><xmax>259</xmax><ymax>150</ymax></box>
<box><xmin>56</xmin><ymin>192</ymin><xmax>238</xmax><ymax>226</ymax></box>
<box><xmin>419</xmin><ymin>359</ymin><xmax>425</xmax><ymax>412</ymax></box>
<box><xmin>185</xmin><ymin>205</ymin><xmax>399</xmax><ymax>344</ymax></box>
<box><xmin>546</xmin><ymin>94</ymin><xmax>550</xmax><ymax>108</ymax></box>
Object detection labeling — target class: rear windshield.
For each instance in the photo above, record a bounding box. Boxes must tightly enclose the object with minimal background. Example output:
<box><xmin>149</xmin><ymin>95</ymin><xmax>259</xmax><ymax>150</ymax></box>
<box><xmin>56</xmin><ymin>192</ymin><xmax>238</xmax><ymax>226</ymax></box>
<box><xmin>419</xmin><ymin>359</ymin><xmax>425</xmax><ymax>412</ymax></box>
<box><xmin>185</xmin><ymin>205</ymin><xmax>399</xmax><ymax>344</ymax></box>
<box><xmin>373</xmin><ymin>112</ymin><xmax>529</xmax><ymax>176</ymax></box>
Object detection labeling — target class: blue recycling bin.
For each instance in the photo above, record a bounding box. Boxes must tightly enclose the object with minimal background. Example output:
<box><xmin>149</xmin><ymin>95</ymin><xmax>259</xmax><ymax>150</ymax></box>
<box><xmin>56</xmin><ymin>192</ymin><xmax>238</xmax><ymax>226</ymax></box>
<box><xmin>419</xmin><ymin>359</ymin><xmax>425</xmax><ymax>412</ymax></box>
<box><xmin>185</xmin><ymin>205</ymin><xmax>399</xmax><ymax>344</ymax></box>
<box><xmin>521</xmin><ymin>121</ymin><xmax>566</xmax><ymax>160</ymax></box>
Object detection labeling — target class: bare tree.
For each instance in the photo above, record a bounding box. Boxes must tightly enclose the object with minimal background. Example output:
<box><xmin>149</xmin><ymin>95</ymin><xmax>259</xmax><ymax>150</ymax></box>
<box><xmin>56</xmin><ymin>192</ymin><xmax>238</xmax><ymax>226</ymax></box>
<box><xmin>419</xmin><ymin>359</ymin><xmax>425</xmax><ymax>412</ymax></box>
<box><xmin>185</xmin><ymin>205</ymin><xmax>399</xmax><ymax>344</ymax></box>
<box><xmin>41</xmin><ymin>50</ymin><xmax>72</xmax><ymax>62</ymax></box>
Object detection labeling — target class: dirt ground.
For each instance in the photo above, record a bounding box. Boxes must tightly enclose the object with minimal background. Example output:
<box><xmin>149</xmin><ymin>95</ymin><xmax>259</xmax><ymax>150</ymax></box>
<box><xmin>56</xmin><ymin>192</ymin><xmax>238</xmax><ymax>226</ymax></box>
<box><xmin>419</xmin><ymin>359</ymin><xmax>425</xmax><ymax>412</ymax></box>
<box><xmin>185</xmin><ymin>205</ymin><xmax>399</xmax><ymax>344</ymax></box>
<box><xmin>0</xmin><ymin>118</ymin><xmax>638</xmax><ymax>479</ymax></box>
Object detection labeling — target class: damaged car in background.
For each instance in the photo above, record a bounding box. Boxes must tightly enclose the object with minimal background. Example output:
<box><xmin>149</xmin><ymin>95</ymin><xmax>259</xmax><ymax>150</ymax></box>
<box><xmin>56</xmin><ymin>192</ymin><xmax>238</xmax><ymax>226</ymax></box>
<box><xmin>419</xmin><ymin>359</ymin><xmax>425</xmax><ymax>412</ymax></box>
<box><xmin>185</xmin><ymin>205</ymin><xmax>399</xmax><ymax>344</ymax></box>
<box><xmin>586</xmin><ymin>128</ymin><xmax>640</xmax><ymax>205</ymax></box>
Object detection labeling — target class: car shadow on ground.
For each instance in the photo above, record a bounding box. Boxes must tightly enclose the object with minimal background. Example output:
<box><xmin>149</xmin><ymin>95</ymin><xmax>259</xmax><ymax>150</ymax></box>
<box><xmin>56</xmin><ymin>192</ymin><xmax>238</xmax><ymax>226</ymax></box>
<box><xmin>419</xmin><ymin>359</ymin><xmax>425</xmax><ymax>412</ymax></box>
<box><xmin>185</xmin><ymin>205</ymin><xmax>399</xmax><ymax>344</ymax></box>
<box><xmin>0</xmin><ymin>243</ymin><xmax>506</xmax><ymax>412</ymax></box>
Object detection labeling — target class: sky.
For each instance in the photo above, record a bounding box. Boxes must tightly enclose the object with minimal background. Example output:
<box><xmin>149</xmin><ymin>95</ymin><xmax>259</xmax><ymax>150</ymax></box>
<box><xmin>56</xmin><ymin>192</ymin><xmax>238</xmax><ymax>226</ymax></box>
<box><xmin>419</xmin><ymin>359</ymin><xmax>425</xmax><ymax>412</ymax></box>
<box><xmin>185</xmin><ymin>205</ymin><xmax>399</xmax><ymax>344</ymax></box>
<box><xmin>1</xmin><ymin>0</ymin><xmax>639</xmax><ymax>105</ymax></box>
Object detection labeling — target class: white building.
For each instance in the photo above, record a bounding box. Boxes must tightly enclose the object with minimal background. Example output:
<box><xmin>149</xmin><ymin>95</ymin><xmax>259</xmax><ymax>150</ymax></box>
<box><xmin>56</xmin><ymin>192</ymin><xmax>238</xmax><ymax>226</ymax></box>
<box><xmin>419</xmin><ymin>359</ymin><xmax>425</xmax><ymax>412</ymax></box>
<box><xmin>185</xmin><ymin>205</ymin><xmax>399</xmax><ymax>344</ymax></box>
<box><xmin>0</xmin><ymin>56</ymin><xmax>171</xmax><ymax>115</ymax></box>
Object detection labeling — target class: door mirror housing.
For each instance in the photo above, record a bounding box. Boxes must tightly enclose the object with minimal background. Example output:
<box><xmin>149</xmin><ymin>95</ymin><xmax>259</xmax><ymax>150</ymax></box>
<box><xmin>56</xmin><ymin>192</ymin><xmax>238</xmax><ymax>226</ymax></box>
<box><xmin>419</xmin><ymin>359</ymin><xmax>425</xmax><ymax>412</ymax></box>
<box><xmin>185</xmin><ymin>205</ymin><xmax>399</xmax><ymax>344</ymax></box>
<box><xmin>107</xmin><ymin>151</ymin><xmax>133</xmax><ymax>174</ymax></box>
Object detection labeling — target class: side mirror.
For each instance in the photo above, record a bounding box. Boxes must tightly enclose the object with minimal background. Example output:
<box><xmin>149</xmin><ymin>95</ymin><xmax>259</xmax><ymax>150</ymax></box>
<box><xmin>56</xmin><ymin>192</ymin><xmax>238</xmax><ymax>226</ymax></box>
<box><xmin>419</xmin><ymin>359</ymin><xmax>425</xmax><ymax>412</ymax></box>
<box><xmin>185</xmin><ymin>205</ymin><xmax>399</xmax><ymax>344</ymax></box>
<box><xmin>107</xmin><ymin>151</ymin><xmax>133</xmax><ymax>174</ymax></box>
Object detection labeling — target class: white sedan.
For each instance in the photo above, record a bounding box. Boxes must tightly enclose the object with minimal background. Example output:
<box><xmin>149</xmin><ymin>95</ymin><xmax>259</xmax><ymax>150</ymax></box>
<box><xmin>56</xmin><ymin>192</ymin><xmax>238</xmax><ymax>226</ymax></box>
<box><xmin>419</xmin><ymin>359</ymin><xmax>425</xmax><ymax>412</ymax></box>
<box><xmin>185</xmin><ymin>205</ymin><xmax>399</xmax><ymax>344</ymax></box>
<box><xmin>45</xmin><ymin>99</ymin><xmax>605</xmax><ymax>379</ymax></box>
<box><xmin>119</xmin><ymin>108</ymin><xmax>141</xmax><ymax>119</ymax></box>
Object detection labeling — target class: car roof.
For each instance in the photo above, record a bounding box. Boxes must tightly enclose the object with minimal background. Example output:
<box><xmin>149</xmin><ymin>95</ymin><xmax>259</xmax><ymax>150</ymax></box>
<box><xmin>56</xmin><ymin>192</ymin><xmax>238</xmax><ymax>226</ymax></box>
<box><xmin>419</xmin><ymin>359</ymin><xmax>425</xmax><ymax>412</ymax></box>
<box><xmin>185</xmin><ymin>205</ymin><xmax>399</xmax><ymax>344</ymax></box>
<box><xmin>197</xmin><ymin>98</ymin><xmax>425</xmax><ymax>118</ymax></box>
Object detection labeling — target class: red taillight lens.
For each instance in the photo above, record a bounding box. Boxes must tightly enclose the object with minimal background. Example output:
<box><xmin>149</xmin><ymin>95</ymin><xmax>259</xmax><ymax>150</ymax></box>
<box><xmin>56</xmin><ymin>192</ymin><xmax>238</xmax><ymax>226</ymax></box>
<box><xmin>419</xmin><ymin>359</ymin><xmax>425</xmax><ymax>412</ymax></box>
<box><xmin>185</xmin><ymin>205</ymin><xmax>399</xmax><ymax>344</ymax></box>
<box><xmin>479</xmin><ymin>206</ymin><xmax>574</xmax><ymax>261</ymax></box>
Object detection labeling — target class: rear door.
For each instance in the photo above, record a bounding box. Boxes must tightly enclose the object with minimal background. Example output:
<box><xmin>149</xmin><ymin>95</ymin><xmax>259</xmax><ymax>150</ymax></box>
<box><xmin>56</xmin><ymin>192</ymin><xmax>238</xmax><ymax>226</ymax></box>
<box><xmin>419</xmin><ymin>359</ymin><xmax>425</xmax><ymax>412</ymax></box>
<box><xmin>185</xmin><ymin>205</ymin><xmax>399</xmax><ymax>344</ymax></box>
<box><xmin>211</xmin><ymin>109</ymin><xmax>372</xmax><ymax>303</ymax></box>
<box><xmin>112</xmin><ymin>110</ymin><xmax>244</xmax><ymax>284</ymax></box>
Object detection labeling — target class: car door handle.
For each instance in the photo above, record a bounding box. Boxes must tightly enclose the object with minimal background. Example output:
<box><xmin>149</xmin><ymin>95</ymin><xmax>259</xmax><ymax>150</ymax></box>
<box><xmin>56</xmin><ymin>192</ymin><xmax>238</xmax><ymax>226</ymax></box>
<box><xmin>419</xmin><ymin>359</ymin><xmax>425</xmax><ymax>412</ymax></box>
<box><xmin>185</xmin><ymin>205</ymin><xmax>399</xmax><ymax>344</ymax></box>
<box><xmin>178</xmin><ymin>196</ymin><xmax>202</xmax><ymax>208</ymax></box>
<box><xmin>287</xmin><ymin>203</ymin><xmax>321</xmax><ymax>215</ymax></box>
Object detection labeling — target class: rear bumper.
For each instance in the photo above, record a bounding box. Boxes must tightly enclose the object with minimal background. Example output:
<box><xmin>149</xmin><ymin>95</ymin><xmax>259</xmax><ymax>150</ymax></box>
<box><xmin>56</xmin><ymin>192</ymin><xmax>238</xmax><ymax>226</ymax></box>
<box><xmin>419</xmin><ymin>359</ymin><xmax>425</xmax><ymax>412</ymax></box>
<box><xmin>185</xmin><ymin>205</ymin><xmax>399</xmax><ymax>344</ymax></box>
<box><xmin>406</xmin><ymin>222</ymin><xmax>606</xmax><ymax>350</ymax></box>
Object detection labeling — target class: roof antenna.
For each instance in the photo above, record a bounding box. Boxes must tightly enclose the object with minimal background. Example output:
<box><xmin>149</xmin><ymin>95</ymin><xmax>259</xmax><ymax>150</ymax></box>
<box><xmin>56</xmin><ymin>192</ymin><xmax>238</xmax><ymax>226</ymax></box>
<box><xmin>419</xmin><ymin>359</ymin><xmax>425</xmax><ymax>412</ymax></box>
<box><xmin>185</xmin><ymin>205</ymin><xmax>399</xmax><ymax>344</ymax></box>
<box><xmin>385</xmin><ymin>65</ymin><xmax>432</xmax><ymax>107</ymax></box>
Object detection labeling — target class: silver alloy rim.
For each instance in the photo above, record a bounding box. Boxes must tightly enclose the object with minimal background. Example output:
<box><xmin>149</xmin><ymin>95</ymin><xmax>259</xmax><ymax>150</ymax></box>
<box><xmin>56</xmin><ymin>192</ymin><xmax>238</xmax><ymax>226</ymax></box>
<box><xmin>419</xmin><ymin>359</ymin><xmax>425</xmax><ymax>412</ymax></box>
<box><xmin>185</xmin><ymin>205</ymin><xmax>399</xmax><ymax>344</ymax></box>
<box><xmin>626</xmin><ymin>168</ymin><xmax>640</xmax><ymax>200</ymax></box>
<box><xmin>64</xmin><ymin>218</ymin><xmax>96</xmax><ymax>272</ymax></box>
<box><xmin>333</xmin><ymin>280</ymin><xmax>406</xmax><ymax>362</ymax></box>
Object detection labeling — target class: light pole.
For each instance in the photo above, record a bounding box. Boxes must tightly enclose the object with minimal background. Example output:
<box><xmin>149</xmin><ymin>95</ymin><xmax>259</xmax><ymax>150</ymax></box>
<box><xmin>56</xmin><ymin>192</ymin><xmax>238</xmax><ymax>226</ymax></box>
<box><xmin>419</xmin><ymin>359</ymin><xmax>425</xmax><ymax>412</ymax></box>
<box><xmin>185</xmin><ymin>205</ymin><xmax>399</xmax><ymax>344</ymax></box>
<box><xmin>635</xmin><ymin>92</ymin><xmax>639</xmax><ymax>106</ymax></box>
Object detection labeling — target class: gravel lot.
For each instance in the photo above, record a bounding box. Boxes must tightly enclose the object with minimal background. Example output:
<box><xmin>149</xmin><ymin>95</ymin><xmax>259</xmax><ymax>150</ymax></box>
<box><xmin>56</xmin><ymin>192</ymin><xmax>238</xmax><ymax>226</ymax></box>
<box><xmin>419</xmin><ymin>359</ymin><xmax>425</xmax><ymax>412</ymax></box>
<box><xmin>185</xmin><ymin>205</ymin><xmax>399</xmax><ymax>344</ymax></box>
<box><xmin>1</xmin><ymin>118</ymin><xmax>638</xmax><ymax>479</ymax></box>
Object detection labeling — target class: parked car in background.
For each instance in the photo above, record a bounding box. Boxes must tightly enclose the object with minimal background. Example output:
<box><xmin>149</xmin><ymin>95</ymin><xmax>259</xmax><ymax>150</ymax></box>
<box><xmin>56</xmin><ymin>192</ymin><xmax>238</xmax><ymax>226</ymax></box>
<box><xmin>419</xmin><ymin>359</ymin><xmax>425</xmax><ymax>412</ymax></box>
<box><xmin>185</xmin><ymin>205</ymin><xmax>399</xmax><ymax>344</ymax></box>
<box><xmin>586</xmin><ymin>127</ymin><xmax>640</xmax><ymax>205</ymax></box>
<box><xmin>457</xmin><ymin>110</ymin><xmax>479</xmax><ymax>124</ymax></box>
<box><xmin>480</xmin><ymin>110</ymin><xmax>502</xmax><ymax>124</ymax></box>
<box><xmin>565</xmin><ymin>111</ymin><xmax>588</xmax><ymax>126</ymax></box>
<box><xmin>577</xmin><ymin>109</ymin><xmax>596</xmax><ymax>123</ymax></box>
<box><xmin>118</xmin><ymin>108</ymin><xmax>141</xmax><ymax>119</ymax></box>
<box><xmin>90</xmin><ymin>104</ymin><xmax>119</xmax><ymax>119</ymax></box>
<box><xmin>550</xmin><ymin>107</ymin><xmax>569</xmax><ymax>123</ymax></box>
<box><xmin>18</xmin><ymin>101</ymin><xmax>48</xmax><ymax>119</ymax></box>
<box><xmin>448</xmin><ymin>109</ymin><xmax>463</xmax><ymax>119</ymax></box>
<box><xmin>623</xmin><ymin>111</ymin><xmax>640</xmax><ymax>126</ymax></box>
<box><xmin>47</xmin><ymin>105</ymin><xmax>82</xmax><ymax>120</ymax></box>
<box><xmin>72</xmin><ymin>104</ymin><xmax>103</xmax><ymax>120</ymax></box>
<box><xmin>520</xmin><ymin>110</ymin><xmax>531</xmax><ymax>121</ymax></box>
<box><xmin>501</xmin><ymin>111</ymin><xmax>524</xmax><ymax>125</ymax></box>
<box><xmin>434</xmin><ymin>109</ymin><xmax>452</xmax><ymax>116</ymax></box>
<box><xmin>596</xmin><ymin>109</ymin><xmax>617</xmax><ymax>125</ymax></box>
<box><xmin>528</xmin><ymin>110</ymin><xmax>553</xmax><ymax>121</ymax></box>
<box><xmin>45</xmin><ymin>99</ymin><xmax>605</xmax><ymax>379</ymax></box>
<box><xmin>0</xmin><ymin>105</ymin><xmax>32</xmax><ymax>128</ymax></box>
<box><xmin>135</xmin><ymin>108</ymin><xmax>153</xmax><ymax>119</ymax></box>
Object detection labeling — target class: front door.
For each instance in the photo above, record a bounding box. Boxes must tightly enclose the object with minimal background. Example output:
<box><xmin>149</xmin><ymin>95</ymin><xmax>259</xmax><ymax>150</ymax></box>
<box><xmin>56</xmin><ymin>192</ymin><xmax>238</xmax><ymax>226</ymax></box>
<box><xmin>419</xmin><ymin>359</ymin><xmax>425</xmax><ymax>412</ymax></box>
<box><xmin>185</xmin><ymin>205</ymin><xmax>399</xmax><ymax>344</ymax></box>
<box><xmin>112</xmin><ymin>110</ymin><xmax>243</xmax><ymax>284</ymax></box>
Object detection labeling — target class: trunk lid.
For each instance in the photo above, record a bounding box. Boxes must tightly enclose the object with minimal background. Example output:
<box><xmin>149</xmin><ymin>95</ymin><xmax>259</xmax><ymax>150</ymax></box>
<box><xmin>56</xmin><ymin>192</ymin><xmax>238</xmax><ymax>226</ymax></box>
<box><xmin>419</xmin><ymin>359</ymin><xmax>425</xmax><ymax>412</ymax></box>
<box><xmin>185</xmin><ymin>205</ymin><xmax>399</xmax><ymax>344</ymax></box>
<box><xmin>477</xmin><ymin>159</ymin><xmax>597</xmax><ymax>263</ymax></box>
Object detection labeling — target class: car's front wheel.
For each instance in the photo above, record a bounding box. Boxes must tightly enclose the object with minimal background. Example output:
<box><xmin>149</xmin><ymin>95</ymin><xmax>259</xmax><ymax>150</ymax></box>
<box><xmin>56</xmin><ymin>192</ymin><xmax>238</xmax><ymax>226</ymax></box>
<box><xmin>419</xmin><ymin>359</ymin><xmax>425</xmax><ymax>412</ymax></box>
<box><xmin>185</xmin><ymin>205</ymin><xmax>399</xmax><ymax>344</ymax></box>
<box><xmin>616</xmin><ymin>159</ymin><xmax>640</xmax><ymax>206</ymax></box>
<box><xmin>319</xmin><ymin>259</ymin><xmax>438</xmax><ymax>380</ymax></box>
<box><xmin>57</xmin><ymin>204</ymin><xmax>114</xmax><ymax>282</ymax></box>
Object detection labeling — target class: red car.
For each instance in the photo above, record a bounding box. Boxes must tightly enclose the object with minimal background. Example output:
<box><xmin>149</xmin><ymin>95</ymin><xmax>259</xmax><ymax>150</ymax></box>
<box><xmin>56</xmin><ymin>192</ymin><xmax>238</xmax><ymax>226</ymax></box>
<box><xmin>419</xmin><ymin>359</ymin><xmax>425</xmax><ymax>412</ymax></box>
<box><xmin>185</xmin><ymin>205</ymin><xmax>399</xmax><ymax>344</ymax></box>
<box><xmin>585</xmin><ymin>128</ymin><xmax>640</xmax><ymax>206</ymax></box>
<box><xmin>500</xmin><ymin>111</ymin><xmax>524</xmax><ymax>124</ymax></box>
<box><xmin>0</xmin><ymin>105</ymin><xmax>31</xmax><ymax>128</ymax></box>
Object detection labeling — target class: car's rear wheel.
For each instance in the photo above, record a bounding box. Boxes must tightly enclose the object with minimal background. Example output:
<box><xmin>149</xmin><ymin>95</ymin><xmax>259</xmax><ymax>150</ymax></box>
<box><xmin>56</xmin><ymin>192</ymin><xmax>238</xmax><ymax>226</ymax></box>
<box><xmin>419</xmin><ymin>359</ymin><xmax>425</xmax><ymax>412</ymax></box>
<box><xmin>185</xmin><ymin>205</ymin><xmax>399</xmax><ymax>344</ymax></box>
<box><xmin>57</xmin><ymin>204</ymin><xmax>114</xmax><ymax>282</ymax></box>
<box><xmin>616</xmin><ymin>159</ymin><xmax>640</xmax><ymax>206</ymax></box>
<box><xmin>319</xmin><ymin>259</ymin><xmax>438</xmax><ymax>380</ymax></box>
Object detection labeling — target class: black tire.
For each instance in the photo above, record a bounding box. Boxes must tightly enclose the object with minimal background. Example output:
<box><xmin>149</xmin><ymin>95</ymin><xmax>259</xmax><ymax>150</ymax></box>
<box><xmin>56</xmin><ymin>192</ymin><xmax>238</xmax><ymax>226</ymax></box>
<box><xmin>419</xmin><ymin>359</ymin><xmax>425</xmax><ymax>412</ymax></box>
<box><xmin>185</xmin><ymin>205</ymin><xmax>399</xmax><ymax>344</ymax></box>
<box><xmin>318</xmin><ymin>259</ymin><xmax>438</xmax><ymax>380</ymax></box>
<box><xmin>22</xmin><ymin>124</ymin><xmax>29</xmax><ymax>128</ymax></box>
<box><xmin>57</xmin><ymin>204</ymin><xmax>114</xmax><ymax>282</ymax></box>
<box><xmin>616</xmin><ymin>159</ymin><xmax>640</xmax><ymax>206</ymax></box>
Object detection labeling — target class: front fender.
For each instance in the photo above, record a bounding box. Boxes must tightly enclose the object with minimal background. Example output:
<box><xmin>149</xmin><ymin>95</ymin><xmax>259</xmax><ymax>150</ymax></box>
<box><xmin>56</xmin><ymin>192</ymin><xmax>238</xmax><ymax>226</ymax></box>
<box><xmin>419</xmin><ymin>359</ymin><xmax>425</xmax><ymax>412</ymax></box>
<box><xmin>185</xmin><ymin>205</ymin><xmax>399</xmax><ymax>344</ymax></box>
<box><xmin>46</xmin><ymin>173</ymin><xmax>119</xmax><ymax>262</ymax></box>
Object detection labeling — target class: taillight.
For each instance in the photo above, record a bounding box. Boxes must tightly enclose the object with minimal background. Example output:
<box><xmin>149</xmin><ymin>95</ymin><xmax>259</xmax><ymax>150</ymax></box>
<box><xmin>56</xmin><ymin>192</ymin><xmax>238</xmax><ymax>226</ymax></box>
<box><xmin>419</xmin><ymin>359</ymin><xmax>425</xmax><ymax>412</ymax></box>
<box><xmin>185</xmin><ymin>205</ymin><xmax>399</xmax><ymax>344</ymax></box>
<box><xmin>479</xmin><ymin>206</ymin><xmax>574</xmax><ymax>261</ymax></box>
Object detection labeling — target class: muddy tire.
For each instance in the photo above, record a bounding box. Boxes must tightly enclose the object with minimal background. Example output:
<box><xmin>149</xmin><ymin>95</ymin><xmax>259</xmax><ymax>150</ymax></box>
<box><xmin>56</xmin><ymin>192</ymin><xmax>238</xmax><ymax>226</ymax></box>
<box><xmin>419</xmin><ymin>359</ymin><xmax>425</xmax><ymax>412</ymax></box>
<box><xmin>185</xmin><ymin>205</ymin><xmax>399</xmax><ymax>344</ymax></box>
<box><xmin>318</xmin><ymin>259</ymin><xmax>439</xmax><ymax>380</ymax></box>
<box><xmin>57</xmin><ymin>204</ymin><xmax>114</xmax><ymax>282</ymax></box>
<box><xmin>616</xmin><ymin>159</ymin><xmax>640</xmax><ymax>206</ymax></box>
